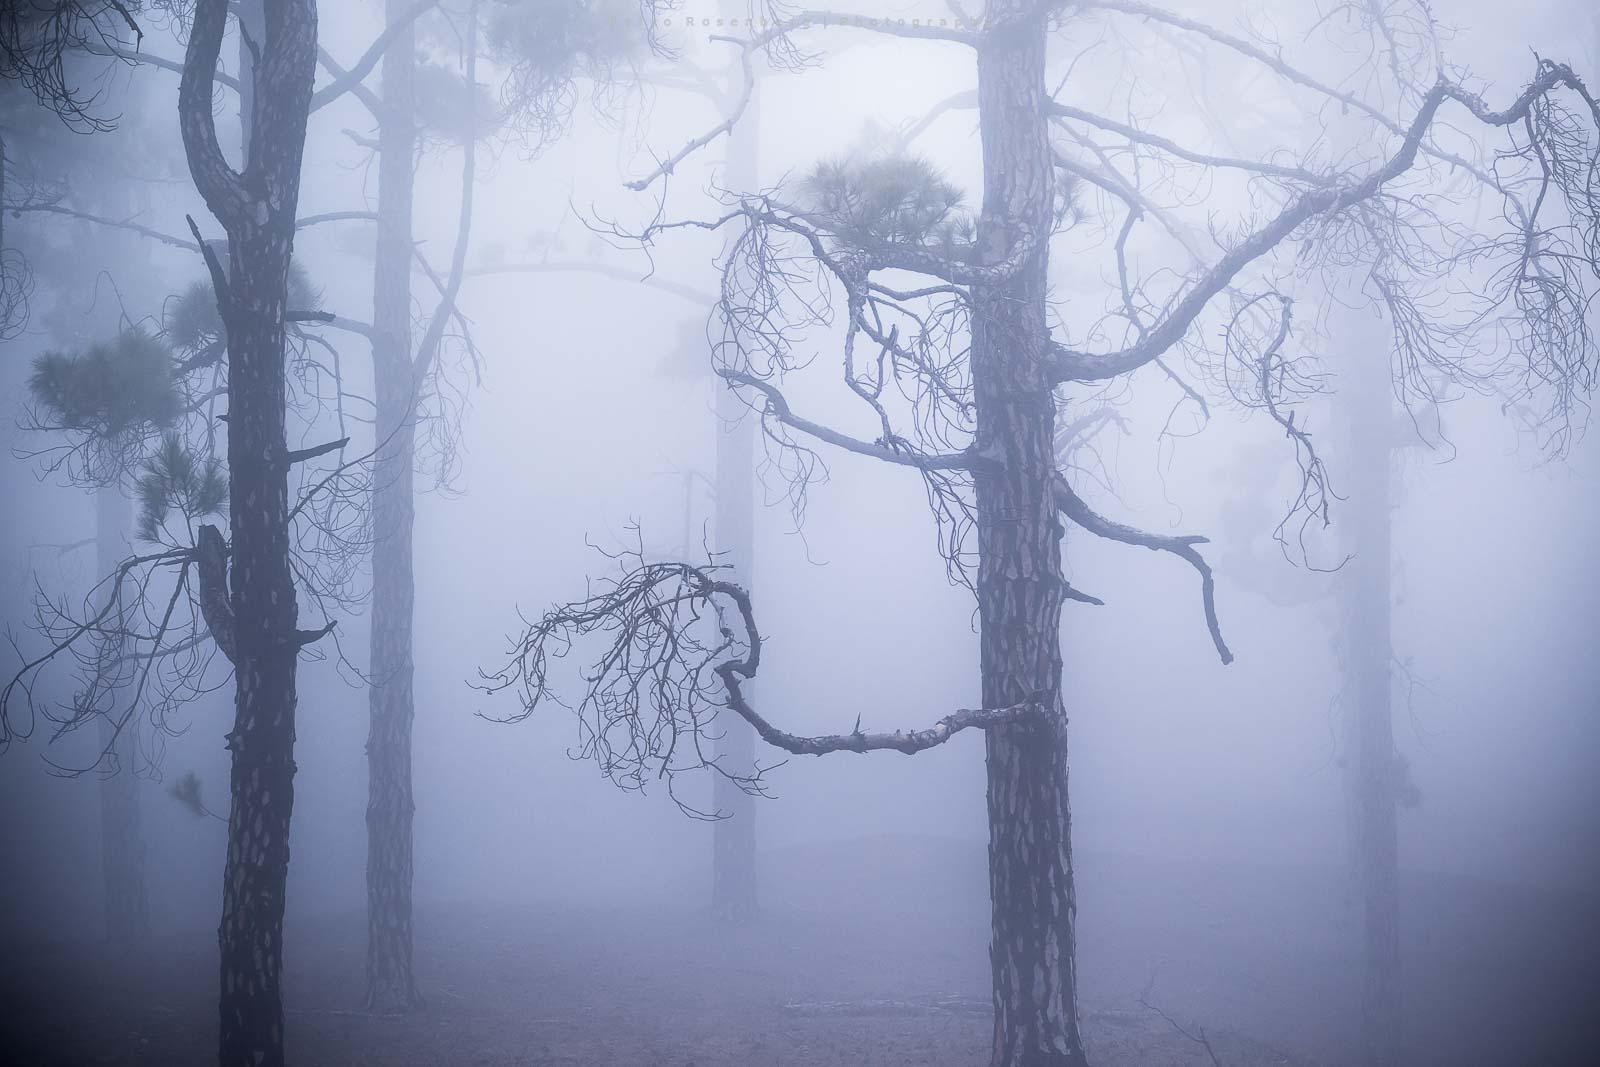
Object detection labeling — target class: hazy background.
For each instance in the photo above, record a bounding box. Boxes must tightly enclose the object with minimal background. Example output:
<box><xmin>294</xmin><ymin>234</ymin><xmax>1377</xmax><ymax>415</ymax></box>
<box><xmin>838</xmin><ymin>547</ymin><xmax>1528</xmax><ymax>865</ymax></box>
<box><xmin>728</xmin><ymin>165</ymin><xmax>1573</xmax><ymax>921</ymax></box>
<box><xmin>1</xmin><ymin>2</ymin><xmax>1595</xmax><ymax>1063</ymax></box>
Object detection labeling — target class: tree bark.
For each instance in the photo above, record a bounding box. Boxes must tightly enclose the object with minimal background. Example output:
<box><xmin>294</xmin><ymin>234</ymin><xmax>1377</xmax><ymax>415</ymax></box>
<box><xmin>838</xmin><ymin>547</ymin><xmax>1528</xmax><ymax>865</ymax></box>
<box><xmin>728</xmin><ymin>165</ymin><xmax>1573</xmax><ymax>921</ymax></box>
<box><xmin>711</xmin><ymin>21</ymin><xmax>760</xmax><ymax>922</ymax></box>
<box><xmin>213</xmin><ymin>224</ymin><xmax>306</xmax><ymax>1067</ymax></box>
<box><xmin>95</xmin><ymin>484</ymin><xmax>149</xmax><ymax>947</ymax></box>
<box><xmin>1340</xmin><ymin>336</ymin><xmax>1401</xmax><ymax>1067</ymax></box>
<box><xmin>973</xmin><ymin>6</ymin><xmax>1086</xmax><ymax>1065</ymax></box>
<box><xmin>178</xmin><ymin>2</ymin><xmax>318</xmax><ymax>1063</ymax></box>
<box><xmin>365</xmin><ymin>0</ymin><xmax>421</xmax><ymax>1013</ymax></box>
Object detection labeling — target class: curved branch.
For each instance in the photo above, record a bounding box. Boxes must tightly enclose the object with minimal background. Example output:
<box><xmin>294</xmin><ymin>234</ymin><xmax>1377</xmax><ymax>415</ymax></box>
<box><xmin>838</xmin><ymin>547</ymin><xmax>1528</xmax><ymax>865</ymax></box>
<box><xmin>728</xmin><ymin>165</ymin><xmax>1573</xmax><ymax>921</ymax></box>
<box><xmin>481</xmin><ymin>553</ymin><xmax>1041</xmax><ymax>805</ymax></box>
<box><xmin>309</xmin><ymin>0</ymin><xmax>438</xmax><ymax>114</ymax></box>
<box><xmin>1048</xmin><ymin>102</ymin><xmax>1325</xmax><ymax>185</ymax></box>
<box><xmin>704</xmin><ymin>573</ymin><xmax>1039</xmax><ymax>755</ymax></box>
<box><xmin>626</xmin><ymin>38</ymin><xmax>755</xmax><ymax>192</ymax></box>
<box><xmin>177</xmin><ymin>0</ymin><xmax>247</xmax><ymax>226</ymax></box>
<box><xmin>413</xmin><ymin>5</ymin><xmax>478</xmax><ymax>383</ymax></box>
<box><xmin>1052</xmin><ymin>473</ymin><xmax>1232</xmax><ymax>664</ymax></box>
<box><xmin>722</xmin><ymin>369</ymin><xmax>980</xmax><ymax>472</ymax></box>
<box><xmin>92</xmin><ymin>44</ymin><xmax>243</xmax><ymax>91</ymax></box>
<box><xmin>10</xmin><ymin>203</ymin><xmax>200</xmax><ymax>250</ymax></box>
<box><xmin>1048</xmin><ymin>64</ymin><xmax>1599</xmax><ymax>384</ymax></box>
<box><xmin>627</xmin><ymin>12</ymin><xmax>978</xmax><ymax>192</ymax></box>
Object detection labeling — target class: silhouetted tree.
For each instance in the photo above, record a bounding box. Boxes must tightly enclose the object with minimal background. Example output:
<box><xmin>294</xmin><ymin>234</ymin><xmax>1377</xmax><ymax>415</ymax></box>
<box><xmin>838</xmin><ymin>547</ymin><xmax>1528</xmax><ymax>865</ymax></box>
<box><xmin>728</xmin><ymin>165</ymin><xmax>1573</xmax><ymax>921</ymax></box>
<box><xmin>175</xmin><ymin>0</ymin><xmax>320</xmax><ymax>1061</ymax></box>
<box><xmin>352</xmin><ymin>0</ymin><xmax>661</xmax><ymax>1008</ymax></box>
<box><xmin>356</xmin><ymin>0</ymin><xmax>480</xmax><ymax>1013</ymax></box>
<box><xmin>484</xmin><ymin>4</ymin><xmax>1600</xmax><ymax>1065</ymax></box>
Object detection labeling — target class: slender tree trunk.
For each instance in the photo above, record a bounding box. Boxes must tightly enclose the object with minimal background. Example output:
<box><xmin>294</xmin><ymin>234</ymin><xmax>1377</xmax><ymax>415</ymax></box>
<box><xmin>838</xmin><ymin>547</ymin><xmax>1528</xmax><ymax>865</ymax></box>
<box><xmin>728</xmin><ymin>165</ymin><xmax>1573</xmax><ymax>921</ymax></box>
<box><xmin>1341</xmin><ymin>341</ymin><xmax>1401</xmax><ymax>1067</ymax></box>
<box><xmin>972</xmin><ymin>7</ymin><xmax>1085</xmax><ymax>1065</ymax></box>
<box><xmin>365</xmin><ymin>0</ymin><xmax>421</xmax><ymax>1012</ymax></box>
<box><xmin>0</xmin><ymin>130</ymin><xmax>8</xmax><ymax>266</ymax></box>
<box><xmin>711</xmin><ymin>24</ymin><xmax>760</xmax><ymax>921</ymax></box>
<box><xmin>178</xmin><ymin>2</ymin><xmax>318</xmax><ymax>1062</ymax></box>
<box><xmin>711</xmin><ymin>384</ymin><xmax>758</xmax><ymax>920</ymax></box>
<box><xmin>95</xmin><ymin>484</ymin><xmax>149</xmax><ymax>946</ymax></box>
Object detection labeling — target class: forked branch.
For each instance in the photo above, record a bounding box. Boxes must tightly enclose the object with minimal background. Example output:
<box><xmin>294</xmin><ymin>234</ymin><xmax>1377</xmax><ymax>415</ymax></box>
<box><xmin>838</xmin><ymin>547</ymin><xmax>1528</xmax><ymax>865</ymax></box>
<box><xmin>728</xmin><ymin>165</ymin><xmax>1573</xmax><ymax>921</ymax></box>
<box><xmin>1052</xmin><ymin>474</ymin><xmax>1232</xmax><ymax>664</ymax></box>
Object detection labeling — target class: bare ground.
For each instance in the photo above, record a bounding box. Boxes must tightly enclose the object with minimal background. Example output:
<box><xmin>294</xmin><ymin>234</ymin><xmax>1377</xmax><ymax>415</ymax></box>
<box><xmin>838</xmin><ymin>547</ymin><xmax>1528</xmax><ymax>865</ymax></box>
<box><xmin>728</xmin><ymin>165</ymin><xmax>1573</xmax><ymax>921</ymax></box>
<box><xmin>2</xmin><ymin>837</ymin><xmax>1593</xmax><ymax>1066</ymax></box>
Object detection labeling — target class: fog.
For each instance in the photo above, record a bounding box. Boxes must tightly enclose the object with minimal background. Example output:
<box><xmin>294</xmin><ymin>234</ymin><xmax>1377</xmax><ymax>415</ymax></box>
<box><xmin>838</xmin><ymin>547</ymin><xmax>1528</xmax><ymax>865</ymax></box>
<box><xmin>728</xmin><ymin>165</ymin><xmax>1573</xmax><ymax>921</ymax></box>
<box><xmin>1</xmin><ymin>2</ymin><xmax>1597</xmax><ymax>1065</ymax></box>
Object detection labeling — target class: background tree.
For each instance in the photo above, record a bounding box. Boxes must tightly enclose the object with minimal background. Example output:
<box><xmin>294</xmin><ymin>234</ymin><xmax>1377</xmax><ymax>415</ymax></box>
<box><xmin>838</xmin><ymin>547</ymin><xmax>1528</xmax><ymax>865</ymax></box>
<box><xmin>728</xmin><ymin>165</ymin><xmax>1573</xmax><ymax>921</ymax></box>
<box><xmin>480</xmin><ymin>0</ymin><xmax>771</xmax><ymax>921</ymax></box>
<box><xmin>350</xmin><ymin>0</ymin><xmax>664</xmax><ymax>1009</ymax></box>
<box><xmin>707</xmin><ymin>0</ymin><xmax>762</xmax><ymax>925</ymax></box>
<box><xmin>483</xmin><ymin>4</ymin><xmax>1600</xmax><ymax>1065</ymax></box>
<box><xmin>1</xmin><ymin>2</ymin><xmax>144</xmax><ymax>335</ymax></box>
<box><xmin>353</xmin><ymin>0</ymin><xmax>479</xmax><ymax>1013</ymax></box>
<box><xmin>24</xmin><ymin>327</ymin><xmax>180</xmax><ymax>946</ymax></box>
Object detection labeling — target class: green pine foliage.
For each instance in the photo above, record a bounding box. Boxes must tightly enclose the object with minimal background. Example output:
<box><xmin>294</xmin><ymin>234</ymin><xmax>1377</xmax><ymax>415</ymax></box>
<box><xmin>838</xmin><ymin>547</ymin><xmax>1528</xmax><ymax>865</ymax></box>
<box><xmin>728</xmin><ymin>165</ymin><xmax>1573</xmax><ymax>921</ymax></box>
<box><xmin>163</xmin><ymin>279</ymin><xmax>221</xmax><ymax>353</ymax></box>
<box><xmin>28</xmin><ymin>327</ymin><xmax>179</xmax><ymax>436</ymax></box>
<box><xmin>802</xmin><ymin>153</ymin><xmax>975</xmax><ymax>255</ymax></box>
<box><xmin>134</xmin><ymin>431</ymin><xmax>226</xmax><ymax>542</ymax></box>
<box><xmin>163</xmin><ymin>258</ymin><xmax>321</xmax><ymax>354</ymax></box>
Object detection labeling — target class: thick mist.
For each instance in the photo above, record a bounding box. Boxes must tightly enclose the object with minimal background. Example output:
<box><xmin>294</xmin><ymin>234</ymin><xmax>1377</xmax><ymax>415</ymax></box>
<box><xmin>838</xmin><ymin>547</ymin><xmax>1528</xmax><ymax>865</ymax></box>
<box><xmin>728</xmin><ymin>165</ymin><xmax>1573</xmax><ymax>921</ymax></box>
<box><xmin>1</xmin><ymin>2</ymin><xmax>1597</xmax><ymax>1065</ymax></box>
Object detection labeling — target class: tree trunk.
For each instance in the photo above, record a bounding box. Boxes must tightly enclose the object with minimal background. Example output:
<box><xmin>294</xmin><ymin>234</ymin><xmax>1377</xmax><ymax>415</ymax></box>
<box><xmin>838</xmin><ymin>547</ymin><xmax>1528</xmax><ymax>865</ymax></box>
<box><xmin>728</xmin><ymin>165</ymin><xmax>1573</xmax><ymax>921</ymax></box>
<box><xmin>214</xmin><ymin>224</ymin><xmax>306</xmax><ymax>1067</ymax></box>
<box><xmin>711</xmin><ymin>24</ymin><xmax>760</xmax><ymax>922</ymax></box>
<box><xmin>365</xmin><ymin>0</ymin><xmax>421</xmax><ymax>1012</ymax></box>
<box><xmin>1340</xmin><ymin>339</ymin><xmax>1401</xmax><ymax>1067</ymax></box>
<box><xmin>95</xmin><ymin>484</ymin><xmax>149</xmax><ymax>947</ymax></box>
<box><xmin>973</xmin><ymin>6</ymin><xmax>1086</xmax><ymax>1065</ymax></box>
<box><xmin>178</xmin><ymin>2</ymin><xmax>318</xmax><ymax>1062</ymax></box>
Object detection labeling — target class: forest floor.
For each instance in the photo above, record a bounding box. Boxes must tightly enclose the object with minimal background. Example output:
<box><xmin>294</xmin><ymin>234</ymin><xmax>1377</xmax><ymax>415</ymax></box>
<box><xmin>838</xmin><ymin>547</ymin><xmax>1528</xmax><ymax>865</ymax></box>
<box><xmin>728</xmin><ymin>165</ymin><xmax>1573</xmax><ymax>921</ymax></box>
<box><xmin>3</xmin><ymin>836</ymin><xmax>1594</xmax><ymax>1066</ymax></box>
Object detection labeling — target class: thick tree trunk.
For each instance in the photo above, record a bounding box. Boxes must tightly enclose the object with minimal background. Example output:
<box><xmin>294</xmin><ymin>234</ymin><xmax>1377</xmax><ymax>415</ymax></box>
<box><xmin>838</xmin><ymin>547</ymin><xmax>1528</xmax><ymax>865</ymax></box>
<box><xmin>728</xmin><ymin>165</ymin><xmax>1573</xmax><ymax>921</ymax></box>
<box><xmin>1341</xmin><ymin>341</ymin><xmax>1401</xmax><ymax>1067</ymax></box>
<box><xmin>95</xmin><ymin>484</ymin><xmax>149</xmax><ymax>946</ymax></box>
<box><xmin>365</xmin><ymin>0</ymin><xmax>421</xmax><ymax>1012</ymax></box>
<box><xmin>214</xmin><ymin>224</ymin><xmax>306</xmax><ymax>1067</ymax></box>
<box><xmin>973</xmin><ymin>7</ymin><xmax>1086</xmax><ymax>1065</ymax></box>
<box><xmin>178</xmin><ymin>2</ymin><xmax>318</xmax><ymax>1063</ymax></box>
<box><xmin>711</xmin><ymin>30</ymin><xmax>760</xmax><ymax>922</ymax></box>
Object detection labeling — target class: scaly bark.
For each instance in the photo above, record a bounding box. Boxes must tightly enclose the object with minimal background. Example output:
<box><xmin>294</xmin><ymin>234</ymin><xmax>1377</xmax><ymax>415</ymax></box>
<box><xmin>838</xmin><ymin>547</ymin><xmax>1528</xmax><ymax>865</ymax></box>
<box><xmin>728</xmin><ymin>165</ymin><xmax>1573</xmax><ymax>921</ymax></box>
<box><xmin>178</xmin><ymin>1</ymin><xmax>318</xmax><ymax>1063</ymax></box>
<box><xmin>973</xmin><ymin>5</ymin><xmax>1086</xmax><ymax>1064</ymax></box>
<box><xmin>365</xmin><ymin>0</ymin><xmax>421</xmax><ymax>1012</ymax></box>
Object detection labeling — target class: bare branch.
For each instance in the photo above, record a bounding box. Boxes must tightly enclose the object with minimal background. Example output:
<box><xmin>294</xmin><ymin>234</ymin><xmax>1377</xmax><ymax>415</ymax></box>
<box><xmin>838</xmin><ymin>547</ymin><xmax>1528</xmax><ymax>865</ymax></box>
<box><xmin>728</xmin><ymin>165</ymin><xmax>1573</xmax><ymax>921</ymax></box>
<box><xmin>414</xmin><ymin>6</ymin><xmax>478</xmax><ymax>383</ymax></box>
<box><xmin>480</xmin><ymin>544</ymin><xmax>1039</xmax><ymax>811</ymax></box>
<box><xmin>1049</xmin><ymin>63</ymin><xmax>1600</xmax><ymax>385</ymax></box>
<box><xmin>626</xmin><ymin>38</ymin><xmax>756</xmax><ymax>192</ymax></box>
<box><xmin>1052</xmin><ymin>474</ymin><xmax>1232</xmax><ymax>664</ymax></box>
<box><xmin>284</xmin><ymin>437</ymin><xmax>349</xmax><ymax>466</ymax></box>
<box><xmin>309</xmin><ymin>0</ymin><xmax>438</xmax><ymax>114</ymax></box>
<box><xmin>722</xmin><ymin>369</ymin><xmax>980</xmax><ymax>472</ymax></box>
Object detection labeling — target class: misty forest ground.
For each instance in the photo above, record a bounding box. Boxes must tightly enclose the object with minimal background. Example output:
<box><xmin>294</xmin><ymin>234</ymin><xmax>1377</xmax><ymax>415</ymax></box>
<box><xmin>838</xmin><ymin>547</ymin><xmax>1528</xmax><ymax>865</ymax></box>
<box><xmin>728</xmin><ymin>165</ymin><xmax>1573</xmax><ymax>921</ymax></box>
<box><xmin>3</xmin><ymin>836</ymin><xmax>1593</xmax><ymax>1066</ymax></box>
